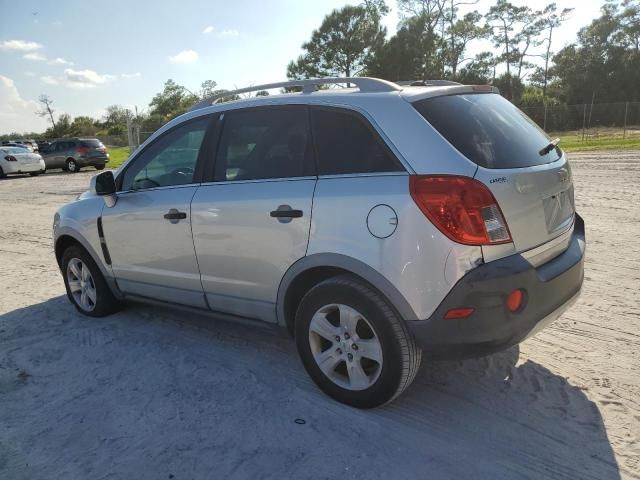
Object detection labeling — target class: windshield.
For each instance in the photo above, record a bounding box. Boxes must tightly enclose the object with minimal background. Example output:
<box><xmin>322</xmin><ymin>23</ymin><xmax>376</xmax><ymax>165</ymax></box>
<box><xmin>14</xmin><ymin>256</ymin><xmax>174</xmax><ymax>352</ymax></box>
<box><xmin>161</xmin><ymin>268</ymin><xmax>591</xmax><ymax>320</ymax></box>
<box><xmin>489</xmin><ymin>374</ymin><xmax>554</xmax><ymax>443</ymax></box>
<box><xmin>413</xmin><ymin>93</ymin><xmax>562</xmax><ymax>169</ymax></box>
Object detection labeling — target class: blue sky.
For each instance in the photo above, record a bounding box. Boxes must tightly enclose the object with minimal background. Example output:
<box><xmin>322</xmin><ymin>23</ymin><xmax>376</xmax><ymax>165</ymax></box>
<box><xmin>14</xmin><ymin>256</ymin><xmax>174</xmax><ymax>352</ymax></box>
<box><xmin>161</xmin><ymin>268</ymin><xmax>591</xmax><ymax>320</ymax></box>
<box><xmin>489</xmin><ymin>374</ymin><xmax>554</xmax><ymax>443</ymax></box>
<box><xmin>0</xmin><ymin>0</ymin><xmax>602</xmax><ymax>134</ymax></box>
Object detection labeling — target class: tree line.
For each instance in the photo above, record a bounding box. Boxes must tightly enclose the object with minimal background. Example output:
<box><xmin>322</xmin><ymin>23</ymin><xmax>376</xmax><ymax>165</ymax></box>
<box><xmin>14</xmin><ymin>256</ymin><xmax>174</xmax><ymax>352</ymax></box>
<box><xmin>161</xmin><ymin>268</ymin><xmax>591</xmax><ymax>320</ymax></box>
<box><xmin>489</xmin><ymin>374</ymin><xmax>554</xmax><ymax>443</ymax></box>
<box><xmin>0</xmin><ymin>80</ymin><xmax>243</xmax><ymax>141</ymax></box>
<box><xmin>2</xmin><ymin>0</ymin><xmax>637</xmax><ymax>141</ymax></box>
<box><xmin>289</xmin><ymin>0</ymin><xmax>639</xmax><ymax>106</ymax></box>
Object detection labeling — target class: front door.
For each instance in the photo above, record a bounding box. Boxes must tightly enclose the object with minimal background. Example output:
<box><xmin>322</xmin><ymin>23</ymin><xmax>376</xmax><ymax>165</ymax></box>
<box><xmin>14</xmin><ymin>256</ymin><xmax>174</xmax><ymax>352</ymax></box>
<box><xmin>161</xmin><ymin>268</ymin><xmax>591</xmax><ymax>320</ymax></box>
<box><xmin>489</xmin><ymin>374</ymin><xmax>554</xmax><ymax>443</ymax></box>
<box><xmin>191</xmin><ymin>106</ymin><xmax>316</xmax><ymax>322</ymax></box>
<box><xmin>101</xmin><ymin>116</ymin><xmax>213</xmax><ymax>308</ymax></box>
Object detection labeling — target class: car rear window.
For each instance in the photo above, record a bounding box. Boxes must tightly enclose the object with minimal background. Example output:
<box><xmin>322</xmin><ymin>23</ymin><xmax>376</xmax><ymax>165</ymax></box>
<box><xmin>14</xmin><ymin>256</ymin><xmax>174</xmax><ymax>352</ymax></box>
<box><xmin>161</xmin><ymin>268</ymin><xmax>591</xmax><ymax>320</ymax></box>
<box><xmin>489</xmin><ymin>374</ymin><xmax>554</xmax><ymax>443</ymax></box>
<box><xmin>80</xmin><ymin>139</ymin><xmax>102</xmax><ymax>147</ymax></box>
<box><xmin>412</xmin><ymin>93</ymin><xmax>561</xmax><ymax>169</ymax></box>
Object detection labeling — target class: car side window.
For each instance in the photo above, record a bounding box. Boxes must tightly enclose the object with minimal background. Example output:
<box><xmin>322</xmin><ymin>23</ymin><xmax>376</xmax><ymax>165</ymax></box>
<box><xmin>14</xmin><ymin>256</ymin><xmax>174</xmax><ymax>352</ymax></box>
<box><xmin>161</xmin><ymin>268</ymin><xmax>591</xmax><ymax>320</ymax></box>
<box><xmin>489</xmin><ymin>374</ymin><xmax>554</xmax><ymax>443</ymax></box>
<box><xmin>121</xmin><ymin>117</ymin><xmax>209</xmax><ymax>191</ymax></box>
<box><xmin>214</xmin><ymin>107</ymin><xmax>313</xmax><ymax>182</ymax></box>
<box><xmin>311</xmin><ymin>108</ymin><xmax>404</xmax><ymax>175</ymax></box>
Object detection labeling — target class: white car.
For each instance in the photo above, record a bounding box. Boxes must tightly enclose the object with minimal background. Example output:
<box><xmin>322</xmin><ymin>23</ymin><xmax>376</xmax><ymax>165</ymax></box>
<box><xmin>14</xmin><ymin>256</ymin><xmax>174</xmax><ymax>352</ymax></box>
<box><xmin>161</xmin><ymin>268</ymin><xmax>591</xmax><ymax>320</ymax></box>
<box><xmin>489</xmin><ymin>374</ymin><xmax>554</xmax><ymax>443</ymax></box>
<box><xmin>0</xmin><ymin>146</ymin><xmax>46</xmax><ymax>178</ymax></box>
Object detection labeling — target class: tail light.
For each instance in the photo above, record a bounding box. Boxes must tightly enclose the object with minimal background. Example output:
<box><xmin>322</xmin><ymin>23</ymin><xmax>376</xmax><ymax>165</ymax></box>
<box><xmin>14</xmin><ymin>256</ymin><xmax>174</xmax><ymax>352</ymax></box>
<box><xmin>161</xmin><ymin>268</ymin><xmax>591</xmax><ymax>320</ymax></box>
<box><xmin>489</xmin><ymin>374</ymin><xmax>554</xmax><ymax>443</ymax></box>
<box><xmin>76</xmin><ymin>146</ymin><xmax>89</xmax><ymax>154</ymax></box>
<box><xmin>4</xmin><ymin>155</ymin><xmax>17</xmax><ymax>161</ymax></box>
<box><xmin>410</xmin><ymin>175</ymin><xmax>512</xmax><ymax>245</ymax></box>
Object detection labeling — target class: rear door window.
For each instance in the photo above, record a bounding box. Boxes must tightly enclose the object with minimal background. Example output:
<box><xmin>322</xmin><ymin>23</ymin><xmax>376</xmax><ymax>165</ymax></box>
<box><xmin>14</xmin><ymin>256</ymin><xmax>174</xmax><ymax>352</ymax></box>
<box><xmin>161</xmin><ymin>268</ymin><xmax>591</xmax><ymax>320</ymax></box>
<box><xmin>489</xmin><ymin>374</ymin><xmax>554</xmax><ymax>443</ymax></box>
<box><xmin>311</xmin><ymin>108</ymin><xmax>404</xmax><ymax>175</ymax></box>
<box><xmin>214</xmin><ymin>106</ymin><xmax>313</xmax><ymax>181</ymax></box>
<box><xmin>412</xmin><ymin>93</ymin><xmax>561</xmax><ymax>169</ymax></box>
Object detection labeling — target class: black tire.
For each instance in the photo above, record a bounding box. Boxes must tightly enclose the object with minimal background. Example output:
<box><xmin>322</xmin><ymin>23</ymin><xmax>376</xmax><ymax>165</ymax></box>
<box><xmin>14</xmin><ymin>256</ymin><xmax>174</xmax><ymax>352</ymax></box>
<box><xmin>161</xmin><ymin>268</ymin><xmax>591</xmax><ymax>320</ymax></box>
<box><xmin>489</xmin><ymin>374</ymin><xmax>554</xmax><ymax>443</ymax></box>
<box><xmin>29</xmin><ymin>172</ymin><xmax>40</xmax><ymax>177</ymax></box>
<box><xmin>61</xmin><ymin>245</ymin><xmax>122</xmax><ymax>317</ymax></box>
<box><xmin>295</xmin><ymin>274</ymin><xmax>422</xmax><ymax>408</ymax></box>
<box><xmin>0</xmin><ymin>166</ymin><xmax>5</xmax><ymax>178</ymax></box>
<box><xmin>95</xmin><ymin>164</ymin><xmax>105</xmax><ymax>170</ymax></box>
<box><xmin>66</xmin><ymin>158</ymin><xmax>79</xmax><ymax>173</ymax></box>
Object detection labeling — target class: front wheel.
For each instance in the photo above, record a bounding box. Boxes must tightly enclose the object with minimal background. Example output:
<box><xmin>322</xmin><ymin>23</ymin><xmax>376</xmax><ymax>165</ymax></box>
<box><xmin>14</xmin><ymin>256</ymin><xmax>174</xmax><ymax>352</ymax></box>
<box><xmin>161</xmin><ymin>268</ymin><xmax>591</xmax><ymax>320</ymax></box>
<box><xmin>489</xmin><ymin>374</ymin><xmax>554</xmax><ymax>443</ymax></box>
<box><xmin>61</xmin><ymin>245</ymin><xmax>122</xmax><ymax>317</ymax></box>
<box><xmin>95</xmin><ymin>164</ymin><xmax>105</xmax><ymax>170</ymax></box>
<box><xmin>295</xmin><ymin>274</ymin><xmax>422</xmax><ymax>408</ymax></box>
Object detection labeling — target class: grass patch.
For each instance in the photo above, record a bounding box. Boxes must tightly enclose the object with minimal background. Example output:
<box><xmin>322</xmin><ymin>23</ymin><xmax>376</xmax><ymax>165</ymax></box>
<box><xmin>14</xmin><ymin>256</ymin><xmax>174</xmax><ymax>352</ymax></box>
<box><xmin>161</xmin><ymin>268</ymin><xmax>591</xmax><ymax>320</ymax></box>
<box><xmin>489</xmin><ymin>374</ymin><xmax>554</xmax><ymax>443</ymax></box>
<box><xmin>553</xmin><ymin>130</ymin><xmax>640</xmax><ymax>152</ymax></box>
<box><xmin>107</xmin><ymin>146</ymin><xmax>130</xmax><ymax>169</ymax></box>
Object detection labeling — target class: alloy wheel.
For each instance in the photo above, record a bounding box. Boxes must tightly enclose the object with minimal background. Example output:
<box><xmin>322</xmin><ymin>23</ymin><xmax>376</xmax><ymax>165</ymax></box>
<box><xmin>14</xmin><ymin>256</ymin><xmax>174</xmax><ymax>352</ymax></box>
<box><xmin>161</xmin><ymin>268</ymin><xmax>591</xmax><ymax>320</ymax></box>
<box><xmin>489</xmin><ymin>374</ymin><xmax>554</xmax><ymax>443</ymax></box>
<box><xmin>66</xmin><ymin>258</ymin><xmax>97</xmax><ymax>312</ymax></box>
<box><xmin>308</xmin><ymin>303</ymin><xmax>383</xmax><ymax>391</ymax></box>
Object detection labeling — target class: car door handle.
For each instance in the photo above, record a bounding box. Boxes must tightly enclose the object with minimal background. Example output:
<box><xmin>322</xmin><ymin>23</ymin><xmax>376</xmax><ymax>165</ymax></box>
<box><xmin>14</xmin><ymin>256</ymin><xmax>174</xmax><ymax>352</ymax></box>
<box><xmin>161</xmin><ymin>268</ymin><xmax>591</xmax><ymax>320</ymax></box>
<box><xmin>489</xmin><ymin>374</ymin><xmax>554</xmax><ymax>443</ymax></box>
<box><xmin>164</xmin><ymin>209</ymin><xmax>187</xmax><ymax>221</ymax></box>
<box><xmin>270</xmin><ymin>207</ymin><xmax>303</xmax><ymax>218</ymax></box>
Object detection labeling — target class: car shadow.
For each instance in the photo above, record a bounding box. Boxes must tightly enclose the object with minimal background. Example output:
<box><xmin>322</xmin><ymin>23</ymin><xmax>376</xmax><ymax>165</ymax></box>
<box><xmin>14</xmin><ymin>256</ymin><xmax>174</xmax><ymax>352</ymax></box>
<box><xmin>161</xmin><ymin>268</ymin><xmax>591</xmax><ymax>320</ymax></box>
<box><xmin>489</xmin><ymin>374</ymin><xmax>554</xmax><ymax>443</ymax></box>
<box><xmin>0</xmin><ymin>296</ymin><xmax>622</xmax><ymax>480</ymax></box>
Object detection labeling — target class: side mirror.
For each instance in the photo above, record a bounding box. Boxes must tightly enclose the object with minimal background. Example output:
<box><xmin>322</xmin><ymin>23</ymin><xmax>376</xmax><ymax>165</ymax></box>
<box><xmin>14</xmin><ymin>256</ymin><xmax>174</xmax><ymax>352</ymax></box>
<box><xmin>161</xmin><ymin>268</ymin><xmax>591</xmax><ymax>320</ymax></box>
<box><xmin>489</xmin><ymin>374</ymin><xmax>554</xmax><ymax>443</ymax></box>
<box><xmin>92</xmin><ymin>171</ymin><xmax>117</xmax><ymax>207</ymax></box>
<box><xmin>95</xmin><ymin>171</ymin><xmax>116</xmax><ymax>195</ymax></box>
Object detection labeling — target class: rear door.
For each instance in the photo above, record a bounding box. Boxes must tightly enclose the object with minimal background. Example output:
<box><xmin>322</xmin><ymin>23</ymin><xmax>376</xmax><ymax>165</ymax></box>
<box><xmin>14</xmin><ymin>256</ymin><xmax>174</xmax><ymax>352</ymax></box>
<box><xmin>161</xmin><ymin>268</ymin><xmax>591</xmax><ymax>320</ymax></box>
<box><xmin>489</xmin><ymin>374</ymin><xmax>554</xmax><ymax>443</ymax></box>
<box><xmin>413</xmin><ymin>93</ymin><xmax>574</xmax><ymax>254</ymax></box>
<box><xmin>190</xmin><ymin>106</ymin><xmax>316</xmax><ymax>323</ymax></box>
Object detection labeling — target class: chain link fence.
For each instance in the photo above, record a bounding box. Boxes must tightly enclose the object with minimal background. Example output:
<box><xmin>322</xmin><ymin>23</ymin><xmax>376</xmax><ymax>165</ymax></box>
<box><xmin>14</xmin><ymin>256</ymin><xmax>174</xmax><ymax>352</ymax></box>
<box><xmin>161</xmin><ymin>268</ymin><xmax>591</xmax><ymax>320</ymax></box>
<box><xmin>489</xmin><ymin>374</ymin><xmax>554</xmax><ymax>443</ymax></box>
<box><xmin>97</xmin><ymin>135</ymin><xmax>128</xmax><ymax>148</ymax></box>
<box><xmin>520</xmin><ymin>101</ymin><xmax>640</xmax><ymax>139</ymax></box>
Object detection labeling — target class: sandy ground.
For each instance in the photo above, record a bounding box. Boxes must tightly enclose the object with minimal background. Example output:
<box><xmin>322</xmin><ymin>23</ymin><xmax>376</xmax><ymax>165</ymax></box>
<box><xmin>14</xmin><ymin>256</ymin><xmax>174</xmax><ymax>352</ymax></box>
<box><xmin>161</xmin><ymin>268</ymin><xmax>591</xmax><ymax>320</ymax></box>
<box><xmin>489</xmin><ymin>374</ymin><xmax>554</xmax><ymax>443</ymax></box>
<box><xmin>0</xmin><ymin>152</ymin><xmax>638</xmax><ymax>480</ymax></box>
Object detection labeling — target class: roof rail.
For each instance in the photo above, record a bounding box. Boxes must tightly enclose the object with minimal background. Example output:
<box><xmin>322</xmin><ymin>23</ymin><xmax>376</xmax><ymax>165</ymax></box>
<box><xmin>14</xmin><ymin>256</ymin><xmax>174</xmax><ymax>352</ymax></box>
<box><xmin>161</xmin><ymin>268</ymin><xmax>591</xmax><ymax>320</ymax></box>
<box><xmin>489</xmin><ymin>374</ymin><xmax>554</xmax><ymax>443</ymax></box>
<box><xmin>396</xmin><ymin>80</ymin><xmax>462</xmax><ymax>87</ymax></box>
<box><xmin>189</xmin><ymin>77</ymin><xmax>402</xmax><ymax>111</ymax></box>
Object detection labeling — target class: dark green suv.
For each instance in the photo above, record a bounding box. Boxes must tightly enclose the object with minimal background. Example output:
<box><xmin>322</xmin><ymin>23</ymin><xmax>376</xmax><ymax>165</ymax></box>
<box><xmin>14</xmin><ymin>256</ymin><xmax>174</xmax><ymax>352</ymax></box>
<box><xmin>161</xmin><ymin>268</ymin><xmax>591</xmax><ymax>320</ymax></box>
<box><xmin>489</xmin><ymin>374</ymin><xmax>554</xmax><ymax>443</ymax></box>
<box><xmin>41</xmin><ymin>138</ymin><xmax>109</xmax><ymax>172</ymax></box>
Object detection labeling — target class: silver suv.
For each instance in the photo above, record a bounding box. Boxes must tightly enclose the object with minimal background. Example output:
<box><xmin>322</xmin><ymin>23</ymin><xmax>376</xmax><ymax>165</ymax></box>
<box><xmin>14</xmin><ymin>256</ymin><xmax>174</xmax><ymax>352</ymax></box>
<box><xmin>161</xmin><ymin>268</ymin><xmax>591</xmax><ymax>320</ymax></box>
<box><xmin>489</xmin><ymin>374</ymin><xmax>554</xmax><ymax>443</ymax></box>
<box><xmin>53</xmin><ymin>78</ymin><xmax>585</xmax><ymax>408</ymax></box>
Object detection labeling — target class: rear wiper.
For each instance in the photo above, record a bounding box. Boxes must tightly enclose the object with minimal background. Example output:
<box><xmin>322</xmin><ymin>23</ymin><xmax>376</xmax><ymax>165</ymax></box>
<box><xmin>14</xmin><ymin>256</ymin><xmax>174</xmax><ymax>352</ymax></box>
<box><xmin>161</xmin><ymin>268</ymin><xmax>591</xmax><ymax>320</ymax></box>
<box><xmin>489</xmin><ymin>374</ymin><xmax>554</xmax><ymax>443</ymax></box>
<box><xmin>539</xmin><ymin>138</ymin><xmax>560</xmax><ymax>156</ymax></box>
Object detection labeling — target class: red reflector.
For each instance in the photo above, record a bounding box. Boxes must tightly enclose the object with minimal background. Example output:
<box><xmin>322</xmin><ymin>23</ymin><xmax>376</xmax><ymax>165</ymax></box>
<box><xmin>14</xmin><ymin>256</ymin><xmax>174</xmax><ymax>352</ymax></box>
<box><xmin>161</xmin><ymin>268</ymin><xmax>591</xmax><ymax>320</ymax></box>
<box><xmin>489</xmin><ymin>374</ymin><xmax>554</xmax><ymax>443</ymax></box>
<box><xmin>410</xmin><ymin>175</ymin><xmax>512</xmax><ymax>246</ymax></box>
<box><xmin>506</xmin><ymin>289</ymin><xmax>525</xmax><ymax>312</ymax></box>
<box><xmin>444</xmin><ymin>307</ymin><xmax>474</xmax><ymax>319</ymax></box>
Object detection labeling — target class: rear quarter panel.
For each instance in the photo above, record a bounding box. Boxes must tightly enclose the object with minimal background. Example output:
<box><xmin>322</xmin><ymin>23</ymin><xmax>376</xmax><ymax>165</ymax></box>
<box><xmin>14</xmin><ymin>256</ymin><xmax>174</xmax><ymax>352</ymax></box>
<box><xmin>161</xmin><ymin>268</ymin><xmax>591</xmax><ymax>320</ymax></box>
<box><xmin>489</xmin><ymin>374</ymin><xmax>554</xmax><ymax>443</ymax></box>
<box><xmin>307</xmin><ymin>174</ymin><xmax>483</xmax><ymax>320</ymax></box>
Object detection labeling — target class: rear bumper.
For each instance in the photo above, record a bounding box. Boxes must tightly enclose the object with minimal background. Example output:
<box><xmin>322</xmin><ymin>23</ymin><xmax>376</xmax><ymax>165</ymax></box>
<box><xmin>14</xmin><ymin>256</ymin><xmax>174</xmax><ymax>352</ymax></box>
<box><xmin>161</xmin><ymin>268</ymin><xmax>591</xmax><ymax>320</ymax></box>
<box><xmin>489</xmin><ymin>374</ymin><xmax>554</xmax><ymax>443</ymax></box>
<box><xmin>407</xmin><ymin>214</ymin><xmax>586</xmax><ymax>360</ymax></box>
<box><xmin>78</xmin><ymin>156</ymin><xmax>109</xmax><ymax>167</ymax></box>
<box><xmin>2</xmin><ymin>159</ymin><xmax>45</xmax><ymax>174</ymax></box>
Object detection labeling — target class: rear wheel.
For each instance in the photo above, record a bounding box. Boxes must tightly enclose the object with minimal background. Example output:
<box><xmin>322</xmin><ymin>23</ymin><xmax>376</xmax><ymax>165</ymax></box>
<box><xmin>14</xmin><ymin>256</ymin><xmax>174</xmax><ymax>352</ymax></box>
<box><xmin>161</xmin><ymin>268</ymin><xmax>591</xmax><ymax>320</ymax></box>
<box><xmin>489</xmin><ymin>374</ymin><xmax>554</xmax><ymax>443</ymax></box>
<box><xmin>295</xmin><ymin>274</ymin><xmax>422</xmax><ymax>408</ymax></box>
<box><xmin>95</xmin><ymin>164</ymin><xmax>105</xmax><ymax>171</ymax></box>
<box><xmin>66</xmin><ymin>158</ymin><xmax>79</xmax><ymax>173</ymax></box>
<box><xmin>61</xmin><ymin>245</ymin><xmax>122</xmax><ymax>317</ymax></box>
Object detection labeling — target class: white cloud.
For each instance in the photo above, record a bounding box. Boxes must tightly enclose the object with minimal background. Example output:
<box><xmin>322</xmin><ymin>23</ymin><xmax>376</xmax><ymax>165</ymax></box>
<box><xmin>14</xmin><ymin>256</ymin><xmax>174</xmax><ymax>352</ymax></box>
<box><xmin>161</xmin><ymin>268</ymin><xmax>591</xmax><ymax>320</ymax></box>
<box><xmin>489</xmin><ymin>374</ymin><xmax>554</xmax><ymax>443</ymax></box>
<box><xmin>41</xmin><ymin>76</ymin><xmax>58</xmax><ymax>85</ymax></box>
<box><xmin>0</xmin><ymin>76</ymin><xmax>48</xmax><ymax>134</ymax></box>
<box><xmin>63</xmin><ymin>68</ymin><xmax>115</xmax><ymax>88</ymax></box>
<box><xmin>34</xmin><ymin>70</ymin><xmax>136</xmax><ymax>89</ymax></box>
<box><xmin>218</xmin><ymin>29</ymin><xmax>239</xmax><ymax>38</ymax></box>
<box><xmin>0</xmin><ymin>40</ymin><xmax>43</xmax><ymax>51</ymax></box>
<box><xmin>23</xmin><ymin>52</ymin><xmax>46</xmax><ymax>61</ymax></box>
<box><xmin>48</xmin><ymin>57</ymin><xmax>73</xmax><ymax>66</ymax></box>
<box><xmin>169</xmin><ymin>49</ymin><xmax>199</xmax><ymax>63</ymax></box>
<box><xmin>202</xmin><ymin>25</ymin><xmax>214</xmax><ymax>34</ymax></box>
